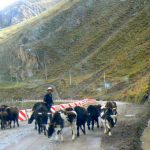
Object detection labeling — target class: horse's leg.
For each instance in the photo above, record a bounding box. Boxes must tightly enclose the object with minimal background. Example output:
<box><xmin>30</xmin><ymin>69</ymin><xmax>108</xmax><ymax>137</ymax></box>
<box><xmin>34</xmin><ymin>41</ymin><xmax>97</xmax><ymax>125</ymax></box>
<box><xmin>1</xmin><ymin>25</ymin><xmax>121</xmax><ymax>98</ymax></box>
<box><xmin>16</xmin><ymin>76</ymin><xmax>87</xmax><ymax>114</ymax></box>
<box><xmin>1</xmin><ymin>119</ymin><xmax>4</xmax><ymax>129</ymax></box>
<box><xmin>1</xmin><ymin>116</ymin><xmax>3</xmax><ymax>129</ymax></box>
<box><xmin>79</xmin><ymin>125</ymin><xmax>86</xmax><ymax>134</ymax></box>
<box><xmin>43</xmin><ymin>125</ymin><xmax>47</xmax><ymax>136</ymax></box>
<box><xmin>79</xmin><ymin>126</ymin><xmax>83</xmax><ymax>132</ymax></box>
<box><xmin>38</xmin><ymin>126</ymin><xmax>40</xmax><ymax>134</ymax></box>
<box><xmin>99</xmin><ymin>117</ymin><xmax>103</xmax><ymax>128</ymax></box>
<box><xmin>0</xmin><ymin>121</ymin><xmax>2</xmax><ymax>129</ymax></box>
<box><xmin>40</xmin><ymin>125</ymin><xmax>42</xmax><ymax>133</ymax></box>
<box><xmin>77</xmin><ymin>125</ymin><xmax>80</xmax><ymax>137</ymax></box>
<box><xmin>71</xmin><ymin>123</ymin><xmax>76</xmax><ymax>140</ymax></box>
<box><xmin>96</xmin><ymin>117</ymin><xmax>99</xmax><ymax>128</ymax></box>
<box><xmin>9</xmin><ymin>120</ymin><xmax>12</xmax><ymax>128</ymax></box>
<box><xmin>3</xmin><ymin>121</ymin><xmax>6</xmax><ymax>129</ymax></box>
<box><xmin>103</xmin><ymin>120</ymin><xmax>107</xmax><ymax>134</ymax></box>
<box><xmin>106</xmin><ymin>122</ymin><xmax>111</xmax><ymax>136</ymax></box>
<box><xmin>35</xmin><ymin>121</ymin><xmax>37</xmax><ymax>130</ymax></box>
<box><xmin>41</xmin><ymin>125</ymin><xmax>43</xmax><ymax>133</ymax></box>
<box><xmin>83</xmin><ymin>124</ymin><xmax>86</xmax><ymax>135</ymax></box>
<box><xmin>108</xmin><ymin>129</ymin><xmax>112</xmax><ymax>136</ymax></box>
<box><xmin>114</xmin><ymin>118</ymin><xmax>117</xmax><ymax>125</ymax></box>
<box><xmin>38</xmin><ymin>123</ymin><xmax>41</xmax><ymax>134</ymax></box>
<box><xmin>55</xmin><ymin>132</ymin><xmax>59</xmax><ymax>141</ymax></box>
<box><xmin>60</xmin><ymin>131</ymin><xmax>64</xmax><ymax>142</ymax></box>
<box><xmin>16</xmin><ymin>118</ymin><xmax>19</xmax><ymax>127</ymax></box>
<box><xmin>13</xmin><ymin>119</ymin><xmax>15</xmax><ymax>128</ymax></box>
<box><xmin>55</xmin><ymin>129</ymin><xmax>60</xmax><ymax>141</ymax></box>
<box><xmin>55</xmin><ymin>126</ymin><xmax>62</xmax><ymax>141</ymax></box>
<box><xmin>87</xmin><ymin>118</ymin><xmax>91</xmax><ymax>130</ymax></box>
<box><xmin>92</xmin><ymin>119</ymin><xmax>94</xmax><ymax>130</ymax></box>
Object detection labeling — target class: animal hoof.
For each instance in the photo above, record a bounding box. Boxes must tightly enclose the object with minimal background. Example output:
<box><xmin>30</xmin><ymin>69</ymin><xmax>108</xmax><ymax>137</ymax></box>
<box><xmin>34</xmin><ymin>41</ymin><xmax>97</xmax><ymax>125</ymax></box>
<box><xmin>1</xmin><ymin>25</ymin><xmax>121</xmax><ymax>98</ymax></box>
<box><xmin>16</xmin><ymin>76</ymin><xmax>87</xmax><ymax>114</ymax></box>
<box><xmin>109</xmin><ymin>132</ymin><xmax>112</xmax><ymax>136</ymax></box>
<box><xmin>72</xmin><ymin>135</ymin><xmax>76</xmax><ymax>140</ymax></box>
<box><xmin>60</xmin><ymin>135</ymin><xmax>64</xmax><ymax>142</ymax></box>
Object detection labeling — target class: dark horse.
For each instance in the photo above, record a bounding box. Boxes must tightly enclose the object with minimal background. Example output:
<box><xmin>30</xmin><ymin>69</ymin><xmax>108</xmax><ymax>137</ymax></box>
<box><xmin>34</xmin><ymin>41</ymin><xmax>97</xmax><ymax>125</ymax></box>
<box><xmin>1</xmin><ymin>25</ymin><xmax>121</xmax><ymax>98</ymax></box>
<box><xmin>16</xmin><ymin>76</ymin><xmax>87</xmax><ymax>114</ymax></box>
<box><xmin>28</xmin><ymin>102</ymin><xmax>49</xmax><ymax>135</ymax></box>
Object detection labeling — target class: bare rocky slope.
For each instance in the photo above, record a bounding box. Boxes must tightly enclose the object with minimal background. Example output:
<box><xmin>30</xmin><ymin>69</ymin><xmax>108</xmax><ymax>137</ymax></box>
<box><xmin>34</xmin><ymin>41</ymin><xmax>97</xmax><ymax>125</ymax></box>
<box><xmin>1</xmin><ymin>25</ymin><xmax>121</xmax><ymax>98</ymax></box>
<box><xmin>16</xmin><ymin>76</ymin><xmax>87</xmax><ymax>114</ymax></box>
<box><xmin>0</xmin><ymin>0</ymin><xmax>62</xmax><ymax>29</ymax></box>
<box><xmin>0</xmin><ymin>0</ymin><xmax>150</xmax><ymax>101</ymax></box>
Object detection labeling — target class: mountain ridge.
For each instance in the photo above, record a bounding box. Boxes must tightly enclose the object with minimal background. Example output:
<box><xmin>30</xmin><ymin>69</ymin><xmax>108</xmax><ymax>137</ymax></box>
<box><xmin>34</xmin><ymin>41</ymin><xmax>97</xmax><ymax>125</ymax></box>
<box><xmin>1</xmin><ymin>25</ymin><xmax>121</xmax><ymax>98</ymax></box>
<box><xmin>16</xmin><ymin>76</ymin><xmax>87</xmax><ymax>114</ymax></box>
<box><xmin>0</xmin><ymin>0</ymin><xmax>62</xmax><ymax>29</ymax></box>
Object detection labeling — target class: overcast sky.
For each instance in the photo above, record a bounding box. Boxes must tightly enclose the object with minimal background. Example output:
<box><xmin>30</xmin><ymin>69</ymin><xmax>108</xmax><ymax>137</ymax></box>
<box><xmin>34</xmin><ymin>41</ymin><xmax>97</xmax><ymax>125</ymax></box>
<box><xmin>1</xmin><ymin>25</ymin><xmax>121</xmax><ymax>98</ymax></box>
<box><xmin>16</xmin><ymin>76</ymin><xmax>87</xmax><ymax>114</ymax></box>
<box><xmin>0</xmin><ymin>0</ymin><xmax>20</xmax><ymax>10</ymax></box>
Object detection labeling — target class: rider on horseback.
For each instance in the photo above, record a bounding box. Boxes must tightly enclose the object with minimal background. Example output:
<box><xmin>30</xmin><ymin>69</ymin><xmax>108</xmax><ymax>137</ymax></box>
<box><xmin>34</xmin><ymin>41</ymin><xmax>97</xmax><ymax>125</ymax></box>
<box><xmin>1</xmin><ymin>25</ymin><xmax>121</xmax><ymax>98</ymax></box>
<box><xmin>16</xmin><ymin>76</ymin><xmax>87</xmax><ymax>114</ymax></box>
<box><xmin>43</xmin><ymin>87</ymin><xmax>54</xmax><ymax>122</ymax></box>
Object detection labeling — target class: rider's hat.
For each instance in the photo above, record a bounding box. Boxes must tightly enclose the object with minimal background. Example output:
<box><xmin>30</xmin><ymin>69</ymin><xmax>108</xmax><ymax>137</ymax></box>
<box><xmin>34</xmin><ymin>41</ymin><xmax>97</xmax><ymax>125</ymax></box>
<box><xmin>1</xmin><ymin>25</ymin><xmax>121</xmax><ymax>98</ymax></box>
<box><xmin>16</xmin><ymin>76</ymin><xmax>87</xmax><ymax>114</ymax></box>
<box><xmin>47</xmin><ymin>87</ymin><xmax>53</xmax><ymax>91</ymax></box>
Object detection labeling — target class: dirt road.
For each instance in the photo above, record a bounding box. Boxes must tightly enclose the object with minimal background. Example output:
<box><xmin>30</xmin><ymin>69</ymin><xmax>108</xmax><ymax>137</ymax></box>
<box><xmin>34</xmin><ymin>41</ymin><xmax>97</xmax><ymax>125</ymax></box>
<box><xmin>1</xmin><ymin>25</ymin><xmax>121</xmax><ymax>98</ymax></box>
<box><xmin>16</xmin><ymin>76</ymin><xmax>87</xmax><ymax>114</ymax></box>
<box><xmin>0</xmin><ymin>102</ymin><xmax>148</xmax><ymax>150</ymax></box>
<box><xmin>0</xmin><ymin>121</ymin><xmax>103</xmax><ymax>150</ymax></box>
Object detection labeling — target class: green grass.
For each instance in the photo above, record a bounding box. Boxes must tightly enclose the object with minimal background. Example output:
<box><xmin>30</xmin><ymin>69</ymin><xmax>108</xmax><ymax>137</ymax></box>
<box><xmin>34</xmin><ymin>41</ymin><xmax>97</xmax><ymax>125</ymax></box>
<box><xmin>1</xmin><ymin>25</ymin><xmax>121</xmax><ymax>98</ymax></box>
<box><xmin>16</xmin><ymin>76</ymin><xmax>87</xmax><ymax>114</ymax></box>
<box><xmin>0</xmin><ymin>0</ymin><xmax>150</xmax><ymax>103</ymax></box>
<box><xmin>0</xmin><ymin>82</ymin><xmax>27</xmax><ymax>89</ymax></box>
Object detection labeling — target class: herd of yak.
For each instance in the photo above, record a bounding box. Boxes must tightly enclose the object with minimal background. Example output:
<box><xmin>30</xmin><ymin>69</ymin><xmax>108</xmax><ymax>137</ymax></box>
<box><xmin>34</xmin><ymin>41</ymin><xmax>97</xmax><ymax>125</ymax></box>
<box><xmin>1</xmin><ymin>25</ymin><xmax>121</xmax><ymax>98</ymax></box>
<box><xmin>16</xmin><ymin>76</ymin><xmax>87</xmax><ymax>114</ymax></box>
<box><xmin>0</xmin><ymin>101</ymin><xmax>117</xmax><ymax>141</ymax></box>
<box><xmin>0</xmin><ymin>105</ymin><xmax>19</xmax><ymax>129</ymax></box>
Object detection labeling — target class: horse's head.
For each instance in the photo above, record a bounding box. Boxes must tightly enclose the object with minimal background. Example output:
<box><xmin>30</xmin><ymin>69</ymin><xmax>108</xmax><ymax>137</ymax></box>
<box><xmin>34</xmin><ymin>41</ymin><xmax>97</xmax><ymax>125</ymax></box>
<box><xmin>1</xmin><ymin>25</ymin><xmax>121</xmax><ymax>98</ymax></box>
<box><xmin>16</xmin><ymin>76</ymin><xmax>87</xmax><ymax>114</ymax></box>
<box><xmin>28</xmin><ymin>111</ymin><xmax>35</xmax><ymax>124</ymax></box>
<box><xmin>32</xmin><ymin>102</ymin><xmax>48</xmax><ymax>112</ymax></box>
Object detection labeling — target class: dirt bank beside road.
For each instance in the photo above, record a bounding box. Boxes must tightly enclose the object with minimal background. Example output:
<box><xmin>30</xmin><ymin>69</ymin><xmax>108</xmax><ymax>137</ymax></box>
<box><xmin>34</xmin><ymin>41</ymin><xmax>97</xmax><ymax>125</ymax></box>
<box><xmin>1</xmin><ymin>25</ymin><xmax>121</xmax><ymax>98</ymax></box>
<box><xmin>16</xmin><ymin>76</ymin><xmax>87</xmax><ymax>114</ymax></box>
<box><xmin>101</xmin><ymin>102</ymin><xmax>150</xmax><ymax>150</ymax></box>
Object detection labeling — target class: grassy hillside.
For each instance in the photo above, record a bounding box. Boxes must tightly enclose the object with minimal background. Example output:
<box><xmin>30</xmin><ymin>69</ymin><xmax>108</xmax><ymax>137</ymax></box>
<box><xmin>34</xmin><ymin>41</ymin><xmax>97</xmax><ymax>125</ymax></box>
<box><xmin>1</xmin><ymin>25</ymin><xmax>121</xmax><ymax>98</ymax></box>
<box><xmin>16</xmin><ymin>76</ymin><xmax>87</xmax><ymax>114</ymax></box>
<box><xmin>0</xmin><ymin>0</ymin><xmax>150</xmax><ymax>103</ymax></box>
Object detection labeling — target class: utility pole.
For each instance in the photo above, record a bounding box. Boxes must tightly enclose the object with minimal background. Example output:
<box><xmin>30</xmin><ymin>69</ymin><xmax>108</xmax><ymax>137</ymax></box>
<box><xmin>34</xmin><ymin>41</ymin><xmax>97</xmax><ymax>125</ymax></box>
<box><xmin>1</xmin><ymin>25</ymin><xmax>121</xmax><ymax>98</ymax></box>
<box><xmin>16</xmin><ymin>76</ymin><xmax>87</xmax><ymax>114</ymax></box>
<box><xmin>44</xmin><ymin>51</ymin><xmax>48</xmax><ymax>81</ymax></box>
<box><xmin>104</xmin><ymin>72</ymin><xmax>106</xmax><ymax>89</ymax></box>
<box><xmin>10</xmin><ymin>65</ymin><xmax>13</xmax><ymax>82</ymax></box>
<box><xmin>16</xmin><ymin>73</ymin><xmax>18</xmax><ymax>83</ymax></box>
<box><xmin>69</xmin><ymin>70</ymin><xmax>72</xmax><ymax>85</ymax></box>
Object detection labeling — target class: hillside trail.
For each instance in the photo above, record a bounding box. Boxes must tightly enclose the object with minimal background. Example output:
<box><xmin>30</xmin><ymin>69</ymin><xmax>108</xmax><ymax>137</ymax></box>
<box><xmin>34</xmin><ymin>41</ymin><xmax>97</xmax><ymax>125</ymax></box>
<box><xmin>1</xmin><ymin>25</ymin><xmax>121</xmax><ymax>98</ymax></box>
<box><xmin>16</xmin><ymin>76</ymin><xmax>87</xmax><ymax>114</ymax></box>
<box><xmin>62</xmin><ymin>15</ymin><xmax>139</xmax><ymax>98</ymax></box>
<box><xmin>74</xmin><ymin>12</ymin><xmax>137</xmax><ymax>68</ymax></box>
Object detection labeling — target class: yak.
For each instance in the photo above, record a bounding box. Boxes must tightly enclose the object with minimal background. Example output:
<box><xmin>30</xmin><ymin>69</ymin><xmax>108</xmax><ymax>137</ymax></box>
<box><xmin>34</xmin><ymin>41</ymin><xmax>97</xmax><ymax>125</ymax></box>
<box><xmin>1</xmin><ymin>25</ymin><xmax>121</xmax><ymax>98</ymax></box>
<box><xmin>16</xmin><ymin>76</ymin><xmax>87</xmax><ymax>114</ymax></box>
<box><xmin>48</xmin><ymin>106</ymin><xmax>88</xmax><ymax>141</ymax></box>
<box><xmin>87</xmin><ymin>104</ymin><xmax>101</xmax><ymax>130</ymax></box>
<box><xmin>100</xmin><ymin>101</ymin><xmax>117</xmax><ymax>136</ymax></box>
<box><xmin>0</xmin><ymin>105</ymin><xmax>19</xmax><ymax>129</ymax></box>
<box><xmin>48</xmin><ymin>109</ymin><xmax>77</xmax><ymax>141</ymax></box>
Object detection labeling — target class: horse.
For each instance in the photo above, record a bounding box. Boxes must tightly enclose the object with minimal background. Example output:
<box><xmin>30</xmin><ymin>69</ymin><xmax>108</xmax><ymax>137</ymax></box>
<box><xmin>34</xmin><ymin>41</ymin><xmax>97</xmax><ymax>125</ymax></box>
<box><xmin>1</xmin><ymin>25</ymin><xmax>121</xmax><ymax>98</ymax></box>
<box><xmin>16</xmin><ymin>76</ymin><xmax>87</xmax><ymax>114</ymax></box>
<box><xmin>28</xmin><ymin>102</ymin><xmax>49</xmax><ymax>135</ymax></box>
